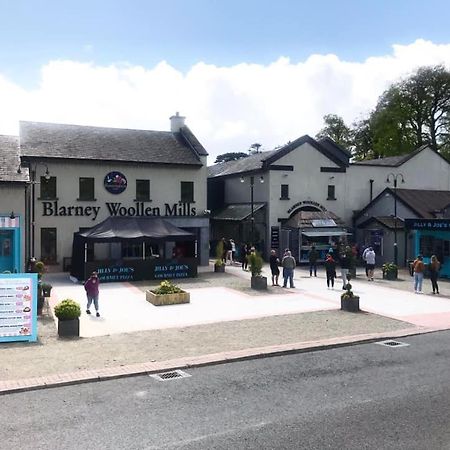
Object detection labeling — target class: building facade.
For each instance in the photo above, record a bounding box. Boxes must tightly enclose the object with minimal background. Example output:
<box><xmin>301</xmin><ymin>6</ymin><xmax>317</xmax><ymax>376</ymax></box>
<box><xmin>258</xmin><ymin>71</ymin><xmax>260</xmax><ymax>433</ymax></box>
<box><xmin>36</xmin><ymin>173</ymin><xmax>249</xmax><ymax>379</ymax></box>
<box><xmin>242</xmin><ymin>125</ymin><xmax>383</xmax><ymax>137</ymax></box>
<box><xmin>0</xmin><ymin>114</ymin><xmax>210</xmax><ymax>272</ymax></box>
<box><xmin>208</xmin><ymin>135</ymin><xmax>450</xmax><ymax>264</ymax></box>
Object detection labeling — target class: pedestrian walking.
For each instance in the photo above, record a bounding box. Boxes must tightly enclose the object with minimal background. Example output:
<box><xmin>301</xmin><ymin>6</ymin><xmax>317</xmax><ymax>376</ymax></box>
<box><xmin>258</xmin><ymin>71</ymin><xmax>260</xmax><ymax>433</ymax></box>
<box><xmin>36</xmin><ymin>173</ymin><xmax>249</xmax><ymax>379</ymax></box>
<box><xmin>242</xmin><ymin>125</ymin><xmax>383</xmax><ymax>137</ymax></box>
<box><xmin>324</xmin><ymin>253</ymin><xmax>336</xmax><ymax>289</ymax></box>
<box><xmin>429</xmin><ymin>255</ymin><xmax>441</xmax><ymax>294</ymax></box>
<box><xmin>269</xmin><ymin>249</ymin><xmax>280</xmax><ymax>286</ymax></box>
<box><xmin>362</xmin><ymin>246</ymin><xmax>370</xmax><ymax>277</ymax></box>
<box><xmin>224</xmin><ymin>239</ymin><xmax>233</xmax><ymax>265</ymax></box>
<box><xmin>339</xmin><ymin>251</ymin><xmax>350</xmax><ymax>289</ymax></box>
<box><xmin>84</xmin><ymin>271</ymin><xmax>100</xmax><ymax>317</ymax></box>
<box><xmin>230</xmin><ymin>239</ymin><xmax>236</xmax><ymax>263</ymax></box>
<box><xmin>282</xmin><ymin>250</ymin><xmax>296</xmax><ymax>288</ymax></box>
<box><xmin>241</xmin><ymin>243</ymin><xmax>249</xmax><ymax>270</ymax></box>
<box><xmin>412</xmin><ymin>255</ymin><xmax>425</xmax><ymax>293</ymax></box>
<box><xmin>308</xmin><ymin>245</ymin><xmax>319</xmax><ymax>277</ymax></box>
<box><xmin>365</xmin><ymin>247</ymin><xmax>376</xmax><ymax>281</ymax></box>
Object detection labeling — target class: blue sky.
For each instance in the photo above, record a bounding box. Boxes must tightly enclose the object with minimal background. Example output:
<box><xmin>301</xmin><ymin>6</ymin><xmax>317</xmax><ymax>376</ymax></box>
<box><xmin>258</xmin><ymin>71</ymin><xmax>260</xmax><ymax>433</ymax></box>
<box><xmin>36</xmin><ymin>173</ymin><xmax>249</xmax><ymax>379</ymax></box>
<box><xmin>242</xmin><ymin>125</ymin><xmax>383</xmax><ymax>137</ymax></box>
<box><xmin>1</xmin><ymin>0</ymin><xmax>450</xmax><ymax>157</ymax></box>
<box><xmin>2</xmin><ymin>0</ymin><xmax>450</xmax><ymax>86</ymax></box>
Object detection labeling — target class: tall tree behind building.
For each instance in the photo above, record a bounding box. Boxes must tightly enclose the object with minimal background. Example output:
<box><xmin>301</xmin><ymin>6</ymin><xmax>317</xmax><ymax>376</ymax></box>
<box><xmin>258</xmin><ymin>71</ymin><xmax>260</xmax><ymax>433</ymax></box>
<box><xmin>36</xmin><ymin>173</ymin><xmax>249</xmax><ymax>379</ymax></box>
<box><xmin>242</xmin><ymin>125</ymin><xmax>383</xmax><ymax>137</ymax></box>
<box><xmin>315</xmin><ymin>114</ymin><xmax>352</xmax><ymax>148</ymax></box>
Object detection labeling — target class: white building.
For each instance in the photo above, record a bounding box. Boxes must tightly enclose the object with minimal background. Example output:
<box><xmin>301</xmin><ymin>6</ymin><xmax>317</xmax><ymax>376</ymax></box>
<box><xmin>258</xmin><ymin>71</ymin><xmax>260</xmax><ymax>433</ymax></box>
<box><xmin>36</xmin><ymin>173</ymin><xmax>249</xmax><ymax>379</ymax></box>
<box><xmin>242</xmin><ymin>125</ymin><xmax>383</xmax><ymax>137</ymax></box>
<box><xmin>208</xmin><ymin>135</ymin><xmax>450</xmax><ymax>264</ymax></box>
<box><xmin>0</xmin><ymin>114</ymin><xmax>210</xmax><ymax>275</ymax></box>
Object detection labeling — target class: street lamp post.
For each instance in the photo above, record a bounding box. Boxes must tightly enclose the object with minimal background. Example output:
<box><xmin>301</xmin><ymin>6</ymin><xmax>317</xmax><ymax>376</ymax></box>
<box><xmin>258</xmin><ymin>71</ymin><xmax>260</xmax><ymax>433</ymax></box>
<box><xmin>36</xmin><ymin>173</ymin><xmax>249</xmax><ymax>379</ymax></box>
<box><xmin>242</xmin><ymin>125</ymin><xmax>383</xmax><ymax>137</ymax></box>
<box><xmin>386</xmin><ymin>173</ymin><xmax>405</xmax><ymax>266</ymax></box>
<box><xmin>17</xmin><ymin>163</ymin><xmax>51</xmax><ymax>259</ymax></box>
<box><xmin>240</xmin><ymin>175</ymin><xmax>264</xmax><ymax>246</ymax></box>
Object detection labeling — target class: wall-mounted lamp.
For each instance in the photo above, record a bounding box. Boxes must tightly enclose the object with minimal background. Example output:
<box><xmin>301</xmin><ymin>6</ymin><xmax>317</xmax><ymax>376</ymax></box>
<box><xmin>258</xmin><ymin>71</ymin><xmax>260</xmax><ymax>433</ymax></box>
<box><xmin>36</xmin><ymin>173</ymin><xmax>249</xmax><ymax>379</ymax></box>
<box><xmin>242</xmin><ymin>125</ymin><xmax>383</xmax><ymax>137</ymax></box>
<box><xmin>17</xmin><ymin>165</ymin><xmax>22</xmax><ymax>174</ymax></box>
<box><xmin>10</xmin><ymin>211</ymin><xmax>15</xmax><ymax>219</ymax></box>
<box><xmin>240</xmin><ymin>176</ymin><xmax>245</xmax><ymax>183</ymax></box>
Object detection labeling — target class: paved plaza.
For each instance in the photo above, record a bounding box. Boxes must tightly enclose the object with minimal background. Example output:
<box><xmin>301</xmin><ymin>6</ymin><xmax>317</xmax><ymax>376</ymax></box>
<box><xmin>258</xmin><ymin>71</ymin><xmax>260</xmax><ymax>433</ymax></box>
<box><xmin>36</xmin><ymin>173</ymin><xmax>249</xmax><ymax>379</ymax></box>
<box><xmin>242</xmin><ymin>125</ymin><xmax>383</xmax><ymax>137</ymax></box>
<box><xmin>2</xmin><ymin>262</ymin><xmax>450</xmax><ymax>394</ymax></box>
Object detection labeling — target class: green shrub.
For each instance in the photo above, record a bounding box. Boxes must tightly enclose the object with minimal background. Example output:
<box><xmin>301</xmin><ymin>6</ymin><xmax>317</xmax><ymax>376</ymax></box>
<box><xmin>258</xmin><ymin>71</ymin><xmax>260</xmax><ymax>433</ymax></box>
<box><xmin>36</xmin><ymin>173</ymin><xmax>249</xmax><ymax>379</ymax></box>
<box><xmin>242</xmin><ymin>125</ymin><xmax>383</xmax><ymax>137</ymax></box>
<box><xmin>215</xmin><ymin>241</ymin><xmax>224</xmax><ymax>266</ymax></box>
<box><xmin>153</xmin><ymin>280</ymin><xmax>183</xmax><ymax>295</ymax></box>
<box><xmin>54</xmin><ymin>299</ymin><xmax>81</xmax><ymax>320</ymax></box>
<box><xmin>382</xmin><ymin>263</ymin><xmax>398</xmax><ymax>274</ymax></box>
<box><xmin>248</xmin><ymin>251</ymin><xmax>263</xmax><ymax>277</ymax></box>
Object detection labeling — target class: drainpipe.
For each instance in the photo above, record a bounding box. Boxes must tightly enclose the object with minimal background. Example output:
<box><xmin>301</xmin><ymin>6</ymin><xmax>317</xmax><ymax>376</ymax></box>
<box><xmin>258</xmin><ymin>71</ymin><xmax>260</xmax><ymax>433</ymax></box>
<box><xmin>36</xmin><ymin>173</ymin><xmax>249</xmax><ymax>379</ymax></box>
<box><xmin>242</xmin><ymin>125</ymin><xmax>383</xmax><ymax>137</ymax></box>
<box><xmin>369</xmin><ymin>179</ymin><xmax>374</xmax><ymax>202</ymax></box>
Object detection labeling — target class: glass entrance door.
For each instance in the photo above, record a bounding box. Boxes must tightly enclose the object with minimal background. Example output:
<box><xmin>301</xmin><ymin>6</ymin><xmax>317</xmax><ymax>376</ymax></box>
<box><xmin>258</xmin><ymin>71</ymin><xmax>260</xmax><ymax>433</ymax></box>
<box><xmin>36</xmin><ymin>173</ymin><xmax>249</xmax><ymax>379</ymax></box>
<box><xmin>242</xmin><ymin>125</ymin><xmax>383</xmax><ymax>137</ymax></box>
<box><xmin>0</xmin><ymin>230</ymin><xmax>14</xmax><ymax>272</ymax></box>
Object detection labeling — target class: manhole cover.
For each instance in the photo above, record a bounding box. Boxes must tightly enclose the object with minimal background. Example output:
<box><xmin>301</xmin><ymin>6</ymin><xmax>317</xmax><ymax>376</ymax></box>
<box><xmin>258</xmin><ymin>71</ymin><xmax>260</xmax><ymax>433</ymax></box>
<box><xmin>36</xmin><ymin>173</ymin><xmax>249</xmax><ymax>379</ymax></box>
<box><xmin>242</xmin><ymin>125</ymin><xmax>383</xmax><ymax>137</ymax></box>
<box><xmin>150</xmin><ymin>370</ymin><xmax>191</xmax><ymax>381</ymax></box>
<box><xmin>375</xmin><ymin>340</ymin><xmax>410</xmax><ymax>348</ymax></box>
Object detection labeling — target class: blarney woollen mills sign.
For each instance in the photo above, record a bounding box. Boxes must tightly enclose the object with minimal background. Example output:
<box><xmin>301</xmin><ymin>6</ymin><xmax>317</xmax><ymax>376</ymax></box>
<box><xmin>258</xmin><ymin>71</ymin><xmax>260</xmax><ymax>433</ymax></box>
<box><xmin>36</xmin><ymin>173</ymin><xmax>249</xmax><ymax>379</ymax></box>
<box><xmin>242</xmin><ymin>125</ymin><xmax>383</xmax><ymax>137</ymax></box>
<box><xmin>41</xmin><ymin>201</ymin><xmax>197</xmax><ymax>220</ymax></box>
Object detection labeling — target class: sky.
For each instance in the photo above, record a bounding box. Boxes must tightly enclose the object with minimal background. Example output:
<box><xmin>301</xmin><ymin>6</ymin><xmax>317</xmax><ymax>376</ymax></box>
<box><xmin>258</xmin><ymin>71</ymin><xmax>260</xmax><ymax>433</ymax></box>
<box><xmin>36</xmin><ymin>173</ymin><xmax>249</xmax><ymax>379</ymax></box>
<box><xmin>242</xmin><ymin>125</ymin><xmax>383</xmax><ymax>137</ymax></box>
<box><xmin>1</xmin><ymin>0</ymin><xmax>450</xmax><ymax>161</ymax></box>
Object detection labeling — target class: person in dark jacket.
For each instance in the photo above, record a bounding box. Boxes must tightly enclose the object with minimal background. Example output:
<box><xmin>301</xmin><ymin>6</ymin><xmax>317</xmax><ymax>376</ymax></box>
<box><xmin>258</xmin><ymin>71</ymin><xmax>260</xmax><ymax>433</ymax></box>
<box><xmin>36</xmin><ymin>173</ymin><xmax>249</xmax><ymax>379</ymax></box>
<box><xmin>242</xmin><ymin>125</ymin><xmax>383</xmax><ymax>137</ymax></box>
<box><xmin>269</xmin><ymin>249</ymin><xmax>280</xmax><ymax>286</ymax></box>
<box><xmin>429</xmin><ymin>255</ymin><xmax>441</xmax><ymax>294</ymax></box>
<box><xmin>308</xmin><ymin>245</ymin><xmax>319</xmax><ymax>277</ymax></box>
<box><xmin>84</xmin><ymin>271</ymin><xmax>100</xmax><ymax>317</ymax></box>
<box><xmin>324</xmin><ymin>253</ymin><xmax>336</xmax><ymax>289</ymax></box>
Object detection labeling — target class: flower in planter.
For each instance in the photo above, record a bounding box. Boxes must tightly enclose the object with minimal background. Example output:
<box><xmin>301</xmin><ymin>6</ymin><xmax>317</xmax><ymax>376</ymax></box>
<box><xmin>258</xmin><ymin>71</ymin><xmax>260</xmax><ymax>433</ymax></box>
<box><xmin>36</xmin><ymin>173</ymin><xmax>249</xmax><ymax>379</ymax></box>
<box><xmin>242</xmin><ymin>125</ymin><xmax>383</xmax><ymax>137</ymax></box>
<box><xmin>341</xmin><ymin>282</ymin><xmax>357</xmax><ymax>301</ymax></box>
<box><xmin>54</xmin><ymin>299</ymin><xmax>81</xmax><ymax>321</ymax></box>
<box><xmin>152</xmin><ymin>280</ymin><xmax>183</xmax><ymax>295</ymax></box>
<box><xmin>382</xmin><ymin>263</ymin><xmax>398</xmax><ymax>275</ymax></box>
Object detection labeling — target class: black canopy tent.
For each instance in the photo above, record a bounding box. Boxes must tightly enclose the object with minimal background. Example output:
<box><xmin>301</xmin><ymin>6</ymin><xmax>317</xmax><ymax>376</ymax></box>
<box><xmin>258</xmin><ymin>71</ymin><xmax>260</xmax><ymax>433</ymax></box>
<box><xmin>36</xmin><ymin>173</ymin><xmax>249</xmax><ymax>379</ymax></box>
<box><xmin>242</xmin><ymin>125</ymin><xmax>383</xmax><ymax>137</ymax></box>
<box><xmin>70</xmin><ymin>216</ymin><xmax>197</xmax><ymax>282</ymax></box>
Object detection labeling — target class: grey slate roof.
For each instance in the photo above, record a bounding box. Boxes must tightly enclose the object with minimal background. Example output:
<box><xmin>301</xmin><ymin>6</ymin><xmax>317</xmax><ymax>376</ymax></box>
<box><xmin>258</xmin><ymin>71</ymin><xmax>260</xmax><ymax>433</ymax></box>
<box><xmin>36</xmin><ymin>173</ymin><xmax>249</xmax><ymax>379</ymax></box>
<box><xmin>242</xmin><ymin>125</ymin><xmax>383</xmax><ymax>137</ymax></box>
<box><xmin>0</xmin><ymin>135</ymin><xmax>29</xmax><ymax>182</ymax></box>
<box><xmin>394</xmin><ymin>189</ymin><xmax>450</xmax><ymax>219</ymax></box>
<box><xmin>208</xmin><ymin>135</ymin><xmax>351</xmax><ymax>179</ymax></box>
<box><xmin>357</xmin><ymin>216</ymin><xmax>405</xmax><ymax>230</ymax></box>
<box><xmin>19</xmin><ymin>121</ymin><xmax>206</xmax><ymax>165</ymax></box>
<box><xmin>211</xmin><ymin>203</ymin><xmax>266</xmax><ymax>221</ymax></box>
<box><xmin>351</xmin><ymin>145</ymin><xmax>431</xmax><ymax>167</ymax></box>
<box><xmin>208</xmin><ymin>150</ymin><xmax>279</xmax><ymax>177</ymax></box>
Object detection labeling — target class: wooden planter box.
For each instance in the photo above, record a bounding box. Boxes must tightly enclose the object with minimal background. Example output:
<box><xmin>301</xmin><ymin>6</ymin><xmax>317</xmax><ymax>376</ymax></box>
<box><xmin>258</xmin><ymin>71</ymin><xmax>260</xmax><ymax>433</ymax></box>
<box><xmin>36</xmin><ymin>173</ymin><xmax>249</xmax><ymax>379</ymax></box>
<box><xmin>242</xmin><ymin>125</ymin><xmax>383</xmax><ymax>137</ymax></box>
<box><xmin>251</xmin><ymin>276</ymin><xmax>267</xmax><ymax>290</ymax></box>
<box><xmin>58</xmin><ymin>318</ymin><xmax>80</xmax><ymax>337</ymax></box>
<box><xmin>214</xmin><ymin>263</ymin><xmax>225</xmax><ymax>273</ymax></box>
<box><xmin>146</xmin><ymin>290</ymin><xmax>190</xmax><ymax>306</ymax></box>
<box><xmin>341</xmin><ymin>296</ymin><xmax>360</xmax><ymax>312</ymax></box>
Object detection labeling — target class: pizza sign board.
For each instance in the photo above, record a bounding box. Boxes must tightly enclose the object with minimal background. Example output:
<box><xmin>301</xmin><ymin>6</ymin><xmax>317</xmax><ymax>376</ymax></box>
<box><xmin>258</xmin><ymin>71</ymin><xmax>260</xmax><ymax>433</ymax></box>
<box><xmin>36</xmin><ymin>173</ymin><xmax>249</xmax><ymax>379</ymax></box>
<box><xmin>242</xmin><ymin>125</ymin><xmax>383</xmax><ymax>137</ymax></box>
<box><xmin>0</xmin><ymin>273</ymin><xmax>38</xmax><ymax>342</ymax></box>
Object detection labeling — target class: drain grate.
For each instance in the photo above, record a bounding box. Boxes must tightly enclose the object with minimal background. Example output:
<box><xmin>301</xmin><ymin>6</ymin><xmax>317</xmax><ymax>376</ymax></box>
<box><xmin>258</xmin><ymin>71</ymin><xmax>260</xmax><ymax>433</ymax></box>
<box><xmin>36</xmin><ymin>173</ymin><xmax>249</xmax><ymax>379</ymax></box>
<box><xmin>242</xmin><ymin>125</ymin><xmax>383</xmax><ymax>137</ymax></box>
<box><xmin>150</xmin><ymin>370</ymin><xmax>191</xmax><ymax>381</ymax></box>
<box><xmin>375</xmin><ymin>340</ymin><xmax>410</xmax><ymax>348</ymax></box>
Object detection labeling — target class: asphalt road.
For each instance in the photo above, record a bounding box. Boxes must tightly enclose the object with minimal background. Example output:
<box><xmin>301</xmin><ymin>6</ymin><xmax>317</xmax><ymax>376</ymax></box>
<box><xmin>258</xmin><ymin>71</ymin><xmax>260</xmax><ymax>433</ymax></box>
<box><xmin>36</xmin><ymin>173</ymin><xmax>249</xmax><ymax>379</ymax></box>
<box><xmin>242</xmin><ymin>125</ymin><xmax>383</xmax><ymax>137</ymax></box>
<box><xmin>2</xmin><ymin>331</ymin><xmax>450</xmax><ymax>450</ymax></box>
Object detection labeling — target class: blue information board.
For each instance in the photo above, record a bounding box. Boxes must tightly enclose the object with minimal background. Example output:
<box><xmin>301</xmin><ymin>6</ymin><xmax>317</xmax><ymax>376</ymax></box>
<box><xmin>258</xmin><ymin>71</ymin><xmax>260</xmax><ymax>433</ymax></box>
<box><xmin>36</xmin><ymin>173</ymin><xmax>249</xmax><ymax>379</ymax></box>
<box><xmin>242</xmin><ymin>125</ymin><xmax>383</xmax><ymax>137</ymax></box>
<box><xmin>0</xmin><ymin>273</ymin><xmax>38</xmax><ymax>343</ymax></box>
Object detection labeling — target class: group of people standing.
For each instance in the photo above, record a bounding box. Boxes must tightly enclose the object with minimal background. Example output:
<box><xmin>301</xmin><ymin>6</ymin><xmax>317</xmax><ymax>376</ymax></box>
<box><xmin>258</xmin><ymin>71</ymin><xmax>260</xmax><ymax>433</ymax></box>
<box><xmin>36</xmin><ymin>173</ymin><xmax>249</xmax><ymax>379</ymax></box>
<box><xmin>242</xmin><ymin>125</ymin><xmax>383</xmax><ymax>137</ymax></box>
<box><xmin>412</xmin><ymin>254</ymin><xmax>441</xmax><ymax>294</ymax></box>
<box><xmin>269</xmin><ymin>249</ymin><xmax>296</xmax><ymax>288</ymax></box>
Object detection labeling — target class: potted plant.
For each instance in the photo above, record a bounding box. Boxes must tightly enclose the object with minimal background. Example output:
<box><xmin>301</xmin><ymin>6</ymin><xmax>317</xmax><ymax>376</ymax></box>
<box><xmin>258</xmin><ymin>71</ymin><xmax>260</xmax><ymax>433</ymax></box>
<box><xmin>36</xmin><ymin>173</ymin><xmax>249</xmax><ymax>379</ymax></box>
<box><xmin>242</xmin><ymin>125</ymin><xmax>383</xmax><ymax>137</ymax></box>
<box><xmin>382</xmin><ymin>263</ymin><xmax>398</xmax><ymax>280</ymax></box>
<box><xmin>249</xmin><ymin>251</ymin><xmax>267</xmax><ymax>290</ymax></box>
<box><xmin>340</xmin><ymin>277</ymin><xmax>360</xmax><ymax>312</ymax></box>
<box><xmin>146</xmin><ymin>280</ymin><xmax>190</xmax><ymax>306</ymax></box>
<box><xmin>41</xmin><ymin>282</ymin><xmax>53</xmax><ymax>297</ymax></box>
<box><xmin>54</xmin><ymin>299</ymin><xmax>81</xmax><ymax>337</ymax></box>
<box><xmin>214</xmin><ymin>241</ymin><xmax>225</xmax><ymax>273</ymax></box>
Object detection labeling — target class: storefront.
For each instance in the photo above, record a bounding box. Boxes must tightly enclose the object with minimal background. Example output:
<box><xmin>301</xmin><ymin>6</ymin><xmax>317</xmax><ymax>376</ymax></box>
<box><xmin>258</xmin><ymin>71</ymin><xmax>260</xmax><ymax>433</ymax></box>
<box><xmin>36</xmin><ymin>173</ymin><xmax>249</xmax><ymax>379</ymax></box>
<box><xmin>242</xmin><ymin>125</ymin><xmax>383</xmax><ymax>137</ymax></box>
<box><xmin>13</xmin><ymin>114</ymin><xmax>210</xmax><ymax>271</ymax></box>
<box><xmin>0</xmin><ymin>215</ymin><xmax>21</xmax><ymax>273</ymax></box>
<box><xmin>405</xmin><ymin>218</ymin><xmax>450</xmax><ymax>278</ymax></box>
<box><xmin>70</xmin><ymin>216</ymin><xmax>199</xmax><ymax>282</ymax></box>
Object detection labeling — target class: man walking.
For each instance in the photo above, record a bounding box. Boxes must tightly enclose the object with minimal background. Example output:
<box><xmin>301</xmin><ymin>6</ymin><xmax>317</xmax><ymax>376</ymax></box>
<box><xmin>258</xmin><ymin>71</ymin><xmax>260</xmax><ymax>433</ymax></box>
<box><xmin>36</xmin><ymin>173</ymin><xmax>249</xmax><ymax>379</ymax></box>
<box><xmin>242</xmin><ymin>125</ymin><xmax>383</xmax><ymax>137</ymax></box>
<box><xmin>412</xmin><ymin>255</ymin><xmax>425</xmax><ymax>294</ymax></box>
<box><xmin>365</xmin><ymin>247</ymin><xmax>376</xmax><ymax>281</ymax></box>
<box><xmin>84</xmin><ymin>271</ymin><xmax>100</xmax><ymax>317</ymax></box>
<box><xmin>282</xmin><ymin>250</ymin><xmax>296</xmax><ymax>288</ymax></box>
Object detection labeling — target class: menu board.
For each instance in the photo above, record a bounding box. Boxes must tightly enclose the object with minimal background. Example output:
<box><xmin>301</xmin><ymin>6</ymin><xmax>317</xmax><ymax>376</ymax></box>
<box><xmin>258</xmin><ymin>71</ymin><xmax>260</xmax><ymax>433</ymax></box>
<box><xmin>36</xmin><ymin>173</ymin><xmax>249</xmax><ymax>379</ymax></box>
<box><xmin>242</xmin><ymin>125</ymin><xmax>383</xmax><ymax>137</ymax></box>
<box><xmin>0</xmin><ymin>273</ymin><xmax>38</xmax><ymax>342</ymax></box>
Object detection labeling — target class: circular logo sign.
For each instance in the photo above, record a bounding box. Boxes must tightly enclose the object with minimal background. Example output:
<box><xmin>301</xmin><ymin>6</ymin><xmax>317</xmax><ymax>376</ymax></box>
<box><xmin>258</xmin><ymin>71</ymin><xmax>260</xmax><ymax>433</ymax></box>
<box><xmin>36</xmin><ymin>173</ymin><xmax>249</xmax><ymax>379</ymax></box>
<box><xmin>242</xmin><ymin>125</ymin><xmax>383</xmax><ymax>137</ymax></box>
<box><xmin>104</xmin><ymin>171</ymin><xmax>127</xmax><ymax>194</ymax></box>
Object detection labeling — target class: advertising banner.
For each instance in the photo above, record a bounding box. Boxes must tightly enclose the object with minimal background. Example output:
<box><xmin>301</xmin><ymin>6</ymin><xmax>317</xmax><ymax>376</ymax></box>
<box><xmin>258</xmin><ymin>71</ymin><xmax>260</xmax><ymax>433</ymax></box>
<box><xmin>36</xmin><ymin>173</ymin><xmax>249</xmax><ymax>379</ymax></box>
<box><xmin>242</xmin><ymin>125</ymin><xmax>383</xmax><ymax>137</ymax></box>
<box><xmin>0</xmin><ymin>273</ymin><xmax>38</xmax><ymax>342</ymax></box>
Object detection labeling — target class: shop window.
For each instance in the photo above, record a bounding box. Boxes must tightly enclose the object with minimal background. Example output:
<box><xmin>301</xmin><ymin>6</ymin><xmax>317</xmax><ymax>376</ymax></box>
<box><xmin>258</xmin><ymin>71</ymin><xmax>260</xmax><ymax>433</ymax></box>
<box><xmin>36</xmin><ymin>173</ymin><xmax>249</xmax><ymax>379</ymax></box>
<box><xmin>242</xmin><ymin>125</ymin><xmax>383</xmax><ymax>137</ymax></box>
<box><xmin>280</xmin><ymin>184</ymin><xmax>289</xmax><ymax>200</ymax></box>
<box><xmin>41</xmin><ymin>228</ymin><xmax>57</xmax><ymax>264</ymax></box>
<box><xmin>122</xmin><ymin>242</ymin><xmax>158</xmax><ymax>258</ymax></box>
<box><xmin>181</xmin><ymin>181</ymin><xmax>194</xmax><ymax>203</ymax></box>
<box><xmin>327</xmin><ymin>185</ymin><xmax>336</xmax><ymax>200</ymax></box>
<box><xmin>136</xmin><ymin>179</ymin><xmax>151</xmax><ymax>201</ymax></box>
<box><xmin>40</xmin><ymin>176</ymin><xmax>57</xmax><ymax>199</ymax></box>
<box><xmin>78</xmin><ymin>177</ymin><xmax>95</xmax><ymax>201</ymax></box>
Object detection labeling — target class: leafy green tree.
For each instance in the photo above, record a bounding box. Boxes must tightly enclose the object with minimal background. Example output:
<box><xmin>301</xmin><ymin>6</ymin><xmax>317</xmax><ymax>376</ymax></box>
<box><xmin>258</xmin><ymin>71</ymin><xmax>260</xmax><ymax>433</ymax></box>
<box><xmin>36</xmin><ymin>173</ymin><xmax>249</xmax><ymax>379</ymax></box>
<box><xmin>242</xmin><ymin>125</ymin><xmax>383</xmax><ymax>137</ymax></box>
<box><xmin>249</xmin><ymin>143</ymin><xmax>262</xmax><ymax>154</ymax></box>
<box><xmin>350</xmin><ymin>118</ymin><xmax>374</xmax><ymax>161</ymax></box>
<box><xmin>316</xmin><ymin>114</ymin><xmax>352</xmax><ymax>148</ymax></box>
<box><xmin>214</xmin><ymin>152</ymin><xmax>249</xmax><ymax>164</ymax></box>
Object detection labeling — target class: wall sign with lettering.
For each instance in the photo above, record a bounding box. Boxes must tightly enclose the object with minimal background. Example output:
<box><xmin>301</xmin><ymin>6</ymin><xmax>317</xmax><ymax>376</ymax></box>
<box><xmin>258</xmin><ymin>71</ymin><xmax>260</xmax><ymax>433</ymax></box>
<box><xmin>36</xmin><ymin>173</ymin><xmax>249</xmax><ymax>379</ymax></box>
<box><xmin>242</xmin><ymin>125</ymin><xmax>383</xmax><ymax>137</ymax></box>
<box><xmin>104</xmin><ymin>171</ymin><xmax>127</xmax><ymax>194</ymax></box>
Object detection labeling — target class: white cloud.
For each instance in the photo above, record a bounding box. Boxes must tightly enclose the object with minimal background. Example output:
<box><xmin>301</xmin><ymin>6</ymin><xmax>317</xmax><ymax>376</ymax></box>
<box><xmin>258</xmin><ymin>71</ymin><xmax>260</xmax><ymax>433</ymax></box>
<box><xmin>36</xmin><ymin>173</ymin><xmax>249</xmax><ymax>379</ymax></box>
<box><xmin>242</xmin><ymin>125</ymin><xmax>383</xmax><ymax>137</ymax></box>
<box><xmin>1</xmin><ymin>39</ymin><xmax>450</xmax><ymax>161</ymax></box>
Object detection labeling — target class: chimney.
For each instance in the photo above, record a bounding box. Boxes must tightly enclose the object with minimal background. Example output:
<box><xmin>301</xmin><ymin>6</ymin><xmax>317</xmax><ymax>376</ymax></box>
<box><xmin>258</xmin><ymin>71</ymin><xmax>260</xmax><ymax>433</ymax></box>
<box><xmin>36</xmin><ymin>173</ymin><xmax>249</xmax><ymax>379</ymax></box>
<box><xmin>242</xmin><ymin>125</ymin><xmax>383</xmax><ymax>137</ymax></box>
<box><xmin>170</xmin><ymin>112</ymin><xmax>186</xmax><ymax>132</ymax></box>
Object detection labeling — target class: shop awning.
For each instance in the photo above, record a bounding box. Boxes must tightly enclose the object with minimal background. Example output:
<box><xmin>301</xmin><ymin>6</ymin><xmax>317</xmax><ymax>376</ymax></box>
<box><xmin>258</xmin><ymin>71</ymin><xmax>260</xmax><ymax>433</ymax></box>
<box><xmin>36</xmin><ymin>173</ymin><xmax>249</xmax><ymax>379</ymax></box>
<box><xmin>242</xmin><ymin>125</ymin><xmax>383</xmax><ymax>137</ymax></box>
<box><xmin>302</xmin><ymin>230</ymin><xmax>350</xmax><ymax>237</ymax></box>
<box><xmin>78</xmin><ymin>216</ymin><xmax>195</xmax><ymax>242</ymax></box>
<box><xmin>212</xmin><ymin>203</ymin><xmax>266</xmax><ymax>221</ymax></box>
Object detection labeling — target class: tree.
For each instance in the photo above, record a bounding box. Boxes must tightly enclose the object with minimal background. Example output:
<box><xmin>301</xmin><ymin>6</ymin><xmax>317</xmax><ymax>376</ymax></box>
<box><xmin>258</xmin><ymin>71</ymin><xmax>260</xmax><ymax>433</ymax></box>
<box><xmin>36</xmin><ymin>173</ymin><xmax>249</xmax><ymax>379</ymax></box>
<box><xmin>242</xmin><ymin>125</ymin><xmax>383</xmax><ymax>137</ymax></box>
<box><xmin>214</xmin><ymin>152</ymin><xmax>249</xmax><ymax>164</ymax></box>
<box><xmin>249</xmin><ymin>143</ymin><xmax>262</xmax><ymax>154</ymax></box>
<box><xmin>316</xmin><ymin>114</ymin><xmax>352</xmax><ymax>148</ymax></box>
<box><xmin>369</xmin><ymin>65</ymin><xmax>450</xmax><ymax>158</ymax></box>
<box><xmin>350</xmin><ymin>118</ymin><xmax>374</xmax><ymax>161</ymax></box>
